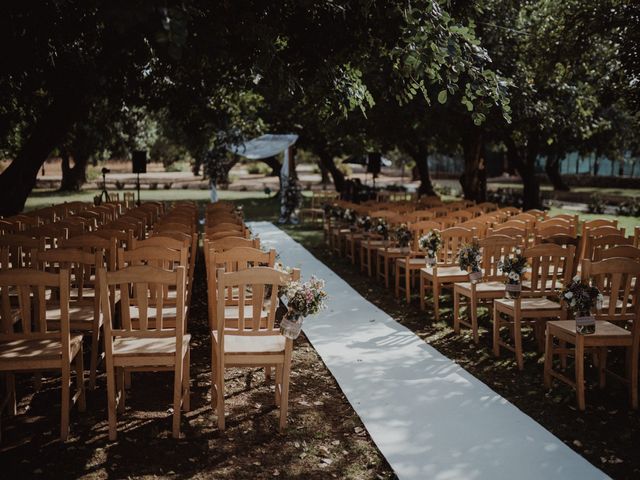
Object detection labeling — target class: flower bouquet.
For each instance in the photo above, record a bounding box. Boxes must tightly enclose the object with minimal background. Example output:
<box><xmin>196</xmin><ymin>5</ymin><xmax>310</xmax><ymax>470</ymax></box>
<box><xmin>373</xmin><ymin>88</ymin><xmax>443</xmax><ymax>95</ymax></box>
<box><xmin>343</xmin><ymin>208</ymin><xmax>357</xmax><ymax>227</ymax></box>
<box><xmin>394</xmin><ymin>223</ymin><xmax>413</xmax><ymax>250</ymax></box>
<box><xmin>459</xmin><ymin>242</ymin><xmax>482</xmax><ymax>283</ymax></box>
<box><xmin>279</xmin><ymin>276</ymin><xmax>328</xmax><ymax>339</ymax></box>
<box><xmin>374</xmin><ymin>218</ymin><xmax>389</xmax><ymax>240</ymax></box>
<box><xmin>498</xmin><ymin>249</ymin><xmax>527</xmax><ymax>298</ymax></box>
<box><xmin>329</xmin><ymin>206</ymin><xmax>344</xmax><ymax>220</ymax></box>
<box><xmin>561</xmin><ymin>276</ymin><xmax>603</xmax><ymax>334</ymax></box>
<box><xmin>356</xmin><ymin>215</ymin><xmax>373</xmax><ymax>232</ymax></box>
<box><xmin>419</xmin><ymin>230</ymin><xmax>441</xmax><ymax>266</ymax></box>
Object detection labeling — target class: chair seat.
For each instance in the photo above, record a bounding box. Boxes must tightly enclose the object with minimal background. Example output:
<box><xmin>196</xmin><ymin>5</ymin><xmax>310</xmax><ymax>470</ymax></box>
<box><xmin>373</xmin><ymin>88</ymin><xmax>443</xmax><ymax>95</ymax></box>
<box><xmin>396</xmin><ymin>257</ymin><xmax>427</xmax><ymax>266</ymax></box>
<box><xmin>495</xmin><ymin>297</ymin><xmax>561</xmax><ymax>310</ymax></box>
<box><xmin>212</xmin><ymin>331</ymin><xmax>285</xmax><ymax>353</ymax></box>
<box><xmin>46</xmin><ymin>304</ymin><xmax>99</xmax><ymax>324</ymax></box>
<box><xmin>113</xmin><ymin>334</ymin><xmax>191</xmax><ymax>357</ymax></box>
<box><xmin>422</xmin><ymin>266</ymin><xmax>469</xmax><ymax>277</ymax></box>
<box><xmin>547</xmin><ymin>320</ymin><xmax>631</xmax><ymax>338</ymax></box>
<box><xmin>455</xmin><ymin>281</ymin><xmax>506</xmax><ymax>293</ymax></box>
<box><xmin>0</xmin><ymin>335</ymin><xmax>83</xmax><ymax>367</ymax></box>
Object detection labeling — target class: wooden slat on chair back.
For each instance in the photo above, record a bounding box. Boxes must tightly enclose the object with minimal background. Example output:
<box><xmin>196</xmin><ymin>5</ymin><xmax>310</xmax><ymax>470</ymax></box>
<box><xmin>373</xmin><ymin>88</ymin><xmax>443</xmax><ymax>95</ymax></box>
<box><xmin>0</xmin><ymin>269</ymin><xmax>69</xmax><ymax>351</ymax></box>
<box><xmin>36</xmin><ymin>248</ymin><xmax>103</xmax><ymax>303</ymax></box>
<box><xmin>60</xmin><ymin>234</ymin><xmax>118</xmax><ymax>272</ymax></box>
<box><xmin>524</xmin><ymin>244</ymin><xmax>575</xmax><ymax>293</ymax></box>
<box><xmin>0</xmin><ymin>234</ymin><xmax>45</xmax><ymax>270</ymax></box>
<box><xmin>479</xmin><ymin>235</ymin><xmax>522</xmax><ymax>280</ymax></box>
<box><xmin>216</xmin><ymin>267</ymin><xmax>297</xmax><ymax>335</ymax></box>
<box><xmin>582</xmin><ymin>258</ymin><xmax>640</xmax><ymax>325</ymax></box>
<box><xmin>99</xmin><ymin>265</ymin><xmax>186</xmax><ymax>335</ymax></box>
<box><xmin>206</xmin><ymin>236</ymin><xmax>259</xmax><ymax>253</ymax></box>
<box><xmin>439</xmin><ymin>227</ymin><xmax>475</xmax><ymax>265</ymax></box>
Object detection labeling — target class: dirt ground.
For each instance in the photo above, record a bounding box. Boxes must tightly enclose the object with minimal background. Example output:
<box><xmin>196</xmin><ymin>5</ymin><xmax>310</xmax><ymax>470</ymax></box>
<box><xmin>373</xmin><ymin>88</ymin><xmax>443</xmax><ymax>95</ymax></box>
<box><xmin>0</xmin><ymin>258</ymin><xmax>395</xmax><ymax>480</ymax></box>
<box><xmin>283</xmin><ymin>224</ymin><xmax>640</xmax><ymax>480</ymax></box>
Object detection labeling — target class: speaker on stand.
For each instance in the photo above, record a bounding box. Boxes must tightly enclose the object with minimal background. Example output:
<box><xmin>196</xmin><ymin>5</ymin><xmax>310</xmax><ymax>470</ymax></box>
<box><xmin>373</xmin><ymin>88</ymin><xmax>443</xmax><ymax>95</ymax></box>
<box><xmin>367</xmin><ymin>153</ymin><xmax>381</xmax><ymax>189</ymax></box>
<box><xmin>132</xmin><ymin>151</ymin><xmax>147</xmax><ymax>206</ymax></box>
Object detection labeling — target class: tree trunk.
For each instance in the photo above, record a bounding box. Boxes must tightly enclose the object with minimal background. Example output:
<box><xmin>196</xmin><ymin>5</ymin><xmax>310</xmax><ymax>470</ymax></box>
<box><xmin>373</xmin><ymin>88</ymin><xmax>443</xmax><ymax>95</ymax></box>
<box><xmin>318</xmin><ymin>152</ymin><xmax>345</xmax><ymax>192</ymax></box>
<box><xmin>631</xmin><ymin>160</ymin><xmax>636</xmax><ymax>178</ymax></box>
<box><xmin>545</xmin><ymin>154</ymin><xmax>570</xmax><ymax>191</ymax></box>
<box><xmin>261</xmin><ymin>156</ymin><xmax>281</xmax><ymax>177</ymax></box>
<box><xmin>318</xmin><ymin>160</ymin><xmax>330</xmax><ymax>185</ymax></box>
<box><xmin>0</xmin><ymin>92</ymin><xmax>86</xmax><ymax>215</ymax></box>
<box><xmin>507</xmin><ymin>136</ymin><xmax>542</xmax><ymax>210</ymax></box>
<box><xmin>409</xmin><ymin>151</ymin><xmax>436</xmax><ymax>196</ymax></box>
<box><xmin>459</xmin><ymin>126</ymin><xmax>486</xmax><ymax>203</ymax></box>
<box><xmin>59</xmin><ymin>152</ymin><xmax>89</xmax><ymax>191</ymax></box>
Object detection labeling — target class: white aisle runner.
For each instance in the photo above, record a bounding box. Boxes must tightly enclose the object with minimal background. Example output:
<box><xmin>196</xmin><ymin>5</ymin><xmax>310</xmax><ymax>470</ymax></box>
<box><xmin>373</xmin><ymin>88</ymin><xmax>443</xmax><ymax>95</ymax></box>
<box><xmin>249</xmin><ymin>222</ymin><xmax>607</xmax><ymax>480</ymax></box>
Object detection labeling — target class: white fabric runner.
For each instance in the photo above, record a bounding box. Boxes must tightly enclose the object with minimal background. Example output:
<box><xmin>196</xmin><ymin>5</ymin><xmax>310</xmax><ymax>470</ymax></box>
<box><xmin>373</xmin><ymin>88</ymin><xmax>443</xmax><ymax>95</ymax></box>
<box><xmin>228</xmin><ymin>134</ymin><xmax>298</xmax><ymax>160</ymax></box>
<box><xmin>249</xmin><ymin>221</ymin><xmax>608</xmax><ymax>480</ymax></box>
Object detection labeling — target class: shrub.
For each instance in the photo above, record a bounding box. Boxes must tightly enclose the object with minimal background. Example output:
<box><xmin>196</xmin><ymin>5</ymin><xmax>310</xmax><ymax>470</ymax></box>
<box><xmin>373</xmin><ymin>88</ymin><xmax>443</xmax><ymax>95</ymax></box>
<box><xmin>337</xmin><ymin>162</ymin><xmax>352</xmax><ymax>177</ymax></box>
<box><xmin>163</xmin><ymin>182</ymin><xmax>173</xmax><ymax>189</ymax></box>
<box><xmin>165</xmin><ymin>161</ymin><xmax>190</xmax><ymax>173</ymax></box>
<box><xmin>615</xmin><ymin>197</ymin><xmax>640</xmax><ymax>217</ymax></box>
<box><xmin>586</xmin><ymin>193</ymin><xmax>606</xmax><ymax>214</ymax></box>
<box><xmin>149</xmin><ymin>182</ymin><xmax>159</xmax><ymax>190</ymax></box>
<box><xmin>115</xmin><ymin>180</ymin><xmax>125</xmax><ymax>190</ymax></box>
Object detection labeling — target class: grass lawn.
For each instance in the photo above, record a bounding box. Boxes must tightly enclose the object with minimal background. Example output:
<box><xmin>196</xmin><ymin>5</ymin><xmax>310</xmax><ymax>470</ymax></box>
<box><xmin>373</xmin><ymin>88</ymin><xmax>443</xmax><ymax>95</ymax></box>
<box><xmin>489</xmin><ymin>182</ymin><xmax>640</xmax><ymax>199</ymax></box>
<box><xmin>548</xmin><ymin>206</ymin><xmax>640</xmax><ymax>233</ymax></box>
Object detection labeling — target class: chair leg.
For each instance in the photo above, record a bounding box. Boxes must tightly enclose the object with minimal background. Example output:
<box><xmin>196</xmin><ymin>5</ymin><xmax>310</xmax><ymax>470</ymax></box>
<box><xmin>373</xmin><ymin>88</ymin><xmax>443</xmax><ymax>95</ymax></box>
<box><xmin>210</xmin><ymin>344</ymin><xmax>217</xmax><ymax>413</ymax></box>
<box><xmin>394</xmin><ymin>264</ymin><xmax>401</xmax><ymax>298</ymax></box>
<box><xmin>89</xmin><ymin>324</ymin><xmax>100</xmax><ymax>389</ymax></box>
<box><xmin>279</xmin><ymin>351</ymin><xmax>293</xmax><ymax>433</ymax></box>
<box><xmin>75</xmin><ymin>346</ymin><xmax>86</xmax><ymax>412</ymax></box>
<box><xmin>172</xmin><ymin>353</ymin><xmax>184</xmax><ymax>439</ymax></box>
<box><xmin>275</xmin><ymin>364</ymin><xmax>282</xmax><ymax>407</ymax></box>
<box><xmin>116</xmin><ymin>368</ymin><xmax>126</xmax><ymax>413</ymax></box>
<box><xmin>264</xmin><ymin>366</ymin><xmax>271</xmax><ymax>382</ymax></box>
<box><xmin>470</xmin><ymin>295</ymin><xmax>479</xmax><ymax>344</ymax></box>
<box><xmin>183</xmin><ymin>348</ymin><xmax>191</xmax><ymax>412</ymax></box>
<box><xmin>419</xmin><ymin>274</ymin><xmax>425</xmax><ymax>311</ymax></box>
<box><xmin>453</xmin><ymin>290</ymin><xmax>460</xmax><ymax>335</ymax></box>
<box><xmin>492</xmin><ymin>304</ymin><xmax>501</xmax><ymax>357</ymax></box>
<box><xmin>575</xmin><ymin>335</ymin><xmax>586</xmax><ymax>411</ymax></box>
<box><xmin>433</xmin><ymin>281</ymin><xmax>440</xmax><ymax>321</ymax></box>
<box><xmin>60</xmin><ymin>364</ymin><xmax>71</xmax><ymax>441</ymax></box>
<box><xmin>106</xmin><ymin>359</ymin><xmax>118</xmax><ymax>441</ymax></box>
<box><xmin>216</xmin><ymin>356</ymin><xmax>225</xmax><ymax>430</ymax></box>
<box><xmin>543</xmin><ymin>327</ymin><xmax>554</xmax><ymax>389</ymax></box>
<box><xmin>405</xmin><ymin>267</ymin><xmax>411</xmax><ymax>304</ymax></box>
<box><xmin>513</xmin><ymin>313</ymin><xmax>523</xmax><ymax>371</ymax></box>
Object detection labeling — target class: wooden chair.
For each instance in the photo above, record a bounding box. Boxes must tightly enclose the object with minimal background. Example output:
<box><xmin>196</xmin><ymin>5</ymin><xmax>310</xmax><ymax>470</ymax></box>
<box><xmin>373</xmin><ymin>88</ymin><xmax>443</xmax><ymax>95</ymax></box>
<box><xmin>453</xmin><ymin>235</ymin><xmax>521</xmax><ymax>343</ymax></box>
<box><xmin>0</xmin><ymin>269</ymin><xmax>85</xmax><ymax>441</ymax></box>
<box><xmin>98</xmin><ymin>265</ymin><xmax>190</xmax><ymax>439</ymax></box>
<box><xmin>545</xmin><ymin>258</ymin><xmax>640</xmax><ymax>410</ymax></box>
<box><xmin>212</xmin><ymin>267</ymin><xmax>298</xmax><ymax>431</ymax></box>
<box><xmin>579</xmin><ymin>222</ymin><xmax>622</xmax><ymax>260</ymax></box>
<box><xmin>419</xmin><ymin>227</ymin><xmax>475</xmax><ymax>319</ymax></box>
<box><xmin>584</xmin><ymin>233</ymin><xmax>633</xmax><ymax>262</ymax></box>
<box><xmin>395</xmin><ymin>221</ymin><xmax>441</xmax><ymax>302</ymax></box>
<box><xmin>38</xmin><ymin>248</ymin><xmax>104</xmax><ymax>388</ymax></box>
<box><xmin>595</xmin><ymin>245</ymin><xmax>640</xmax><ymax>261</ymax></box>
<box><xmin>493</xmin><ymin>244</ymin><xmax>574</xmax><ymax>370</ymax></box>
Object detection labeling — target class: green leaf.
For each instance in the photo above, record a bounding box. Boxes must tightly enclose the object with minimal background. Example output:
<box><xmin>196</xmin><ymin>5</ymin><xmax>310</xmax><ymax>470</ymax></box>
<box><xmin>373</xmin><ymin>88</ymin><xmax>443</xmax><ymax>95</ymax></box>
<box><xmin>437</xmin><ymin>90</ymin><xmax>447</xmax><ymax>104</ymax></box>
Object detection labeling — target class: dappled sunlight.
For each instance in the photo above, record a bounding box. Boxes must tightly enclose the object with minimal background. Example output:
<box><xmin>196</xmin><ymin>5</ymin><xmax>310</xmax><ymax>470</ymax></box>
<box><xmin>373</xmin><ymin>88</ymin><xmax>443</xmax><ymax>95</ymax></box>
<box><xmin>250</xmin><ymin>222</ymin><xmax>607</xmax><ymax>480</ymax></box>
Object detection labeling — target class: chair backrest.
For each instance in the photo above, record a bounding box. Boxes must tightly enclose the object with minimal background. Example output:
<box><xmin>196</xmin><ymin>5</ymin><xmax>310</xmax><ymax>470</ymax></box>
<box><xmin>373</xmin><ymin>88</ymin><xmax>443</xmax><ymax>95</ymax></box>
<box><xmin>0</xmin><ymin>234</ymin><xmax>45</xmax><ymax>269</ymax></box>
<box><xmin>206</xmin><ymin>230</ymin><xmax>250</xmax><ymax>241</ymax></box>
<box><xmin>586</xmin><ymin>234</ymin><xmax>634</xmax><ymax>262</ymax></box>
<box><xmin>595</xmin><ymin>245</ymin><xmax>640</xmax><ymax>261</ymax></box>
<box><xmin>581</xmin><ymin>258</ymin><xmax>640</xmax><ymax>326</ymax></box>
<box><xmin>94</xmin><ymin>228</ymin><xmax>134</xmax><ymax>250</ymax></box>
<box><xmin>0</xmin><ymin>269</ymin><xmax>71</xmax><ymax>365</ymax></box>
<box><xmin>478</xmin><ymin>235</ymin><xmax>522</xmax><ymax>280</ymax></box>
<box><xmin>99</xmin><ymin>265</ymin><xmax>186</xmax><ymax>336</ymax></box>
<box><xmin>430</xmin><ymin>206</ymin><xmax>450</xmax><ymax>218</ymax></box>
<box><xmin>535</xmin><ymin>224</ymin><xmax>577</xmax><ymax>241</ymax></box>
<box><xmin>117</xmin><ymin>246</ymin><xmax>188</xmax><ymax>271</ymax></box>
<box><xmin>523</xmin><ymin>243</ymin><xmax>575</xmax><ymax>293</ymax></box>
<box><xmin>215</xmin><ymin>266</ymin><xmax>296</xmax><ymax>335</ymax></box>
<box><xmin>206</xmin><ymin>236</ymin><xmax>260</xmax><ymax>252</ymax></box>
<box><xmin>537</xmin><ymin>218</ymin><xmax>575</xmax><ymax>235</ymax></box>
<box><xmin>35</xmin><ymin>248</ymin><xmax>103</xmax><ymax>303</ymax></box>
<box><xmin>581</xmin><ymin>218</ymin><xmax>618</xmax><ymax>236</ymax></box>
<box><xmin>488</xmin><ymin>226</ymin><xmax>527</xmax><ymax>240</ymax></box>
<box><xmin>460</xmin><ymin>220</ymin><xmax>488</xmax><ymax>239</ymax></box>
<box><xmin>438</xmin><ymin>227</ymin><xmax>475</xmax><ymax>264</ymax></box>
<box><xmin>59</xmin><ymin>233</ymin><xmax>118</xmax><ymax>271</ymax></box>
<box><xmin>450</xmin><ymin>210</ymin><xmax>473</xmax><ymax>223</ymax></box>
<box><xmin>410</xmin><ymin>221</ymin><xmax>441</xmax><ymax>250</ymax></box>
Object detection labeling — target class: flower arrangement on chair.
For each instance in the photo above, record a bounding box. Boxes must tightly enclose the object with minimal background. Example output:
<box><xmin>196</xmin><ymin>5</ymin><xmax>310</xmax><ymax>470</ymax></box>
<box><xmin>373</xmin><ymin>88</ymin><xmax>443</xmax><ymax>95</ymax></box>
<box><xmin>279</xmin><ymin>276</ymin><xmax>328</xmax><ymax>339</ymax></box>
<box><xmin>394</xmin><ymin>223</ymin><xmax>413</xmax><ymax>250</ymax></box>
<box><xmin>374</xmin><ymin>218</ymin><xmax>389</xmax><ymax>240</ymax></box>
<box><xmin>459</xmin><ymin>242</ymin><xmax>482</xmax><ymax>283</ymax></box>
<box><xmin>343</xmin><ymin>208</ymin><xmax>357</xmax><ymax>226</ymax></box>
<box><xmin>498</xmin><ymin>248</ymin><xmax>527</xmax><ymax>298</ymax></box>
<box><xmin>356</xmin><ymin>215</ymin><xmax>373</xmax><ymax>232</ymax></box>
<box><xmin>329</xmin><ymin>206</ymin><xmax>344</xmax><ymax>220</ymax></box>
<box><xmin>419</xmin><ymin>230</ymin><xmax>441</xmax><ymax>266</ymax></box>
<box><xmin>561</xmin><ymin>276</ymin><xmax>603</xmax><ymax>334</ymax></box>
